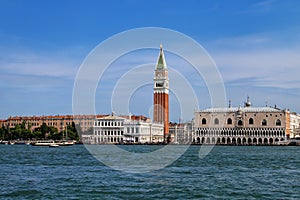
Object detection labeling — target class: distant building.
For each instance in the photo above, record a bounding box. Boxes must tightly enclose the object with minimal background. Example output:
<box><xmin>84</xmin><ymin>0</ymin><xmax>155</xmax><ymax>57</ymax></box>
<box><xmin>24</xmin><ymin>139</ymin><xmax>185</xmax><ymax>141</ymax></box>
<box><xmin>91</xmin><ymin>114</ymin><xmax>126</xmax><ymax>144</ymax></box>
<box><xmin>169</xmin><ymin>122</ymin><xmax>193</xmax><ymax>144</ymax></box>
<box><xmin>289</xmin><ymin>112</ymin><xmax>300</xmax><ymax>138</ymax></box>
<box><xmin>123</xmin><ymin>119</ymin><xmax>164</xmax><ymax>144</ymax></box>
<box><xmin>91</xmin><ymin>113</ymin><xmax>164</xmax><ymax>144</ymax></box>
<box><xmin>193</xmin><ymin>97</ymin><xmax>290</xmax><ymax>145</ymax></box>
<box><xmin>0</xmin><ymin>114</ymin><xmax>101</xmax><ymax>133</ymax></box>
<box><xmin>0</xmin><ymin>120</ymin><xmax>6</xmax><ymax>128</ymax></box>
<box><xmin>0</xmin><ymin>114</ymin><xmax>149</xmax><ymax>137</ymax></box>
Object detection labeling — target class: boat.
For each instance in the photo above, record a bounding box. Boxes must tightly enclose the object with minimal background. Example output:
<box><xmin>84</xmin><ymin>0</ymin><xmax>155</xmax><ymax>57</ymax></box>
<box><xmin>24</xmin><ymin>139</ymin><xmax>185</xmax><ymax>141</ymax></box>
<box><xmin>0</xmin><ymin>140</ymin><xmax>8</xmax><ymax>145</ymax></box>
<box><xmin>49</xmin><ymin>144</ymin><xmax>59</xmax><ymax>148</ymax></box>
<box><xmin>15</xmin><ymin>141</ymin><xmax>26</xmax><ymax>145</ymax></box>
<box><xmin>31</xmin><ymin>140</ymin><xmax>75</xmax><ymax>147</ymax></box>
<box><xmin>54</xmin><ymin>125</ymin><xmax>75</xmax><ymax>146</ymax></box>
<box><xmin>275</xmin><ymin>140</ymin><xmax>289</xmax><ymax>146</ymax></box>
<box><xmin>56</xmin><ymin>140</ymin><xmax>75</xmax><ymax>146</ymax></box>
<box><xmin>31</xmin><ymin>140</ymin><xmax>56</xmax><ymax>146</ymax></box>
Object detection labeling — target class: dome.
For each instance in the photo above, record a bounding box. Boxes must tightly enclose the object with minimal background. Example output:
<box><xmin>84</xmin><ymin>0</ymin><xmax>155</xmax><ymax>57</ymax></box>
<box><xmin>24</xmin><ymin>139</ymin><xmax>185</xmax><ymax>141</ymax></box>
<box><xmin>245</xmin><ymin>96</ymin><xmax>251</xmax><ymax>107</ymax></box>
<box><xmin>245</xmin><ymin>101</ymin><xmax>251</xmax><ymax>107</ymax></box>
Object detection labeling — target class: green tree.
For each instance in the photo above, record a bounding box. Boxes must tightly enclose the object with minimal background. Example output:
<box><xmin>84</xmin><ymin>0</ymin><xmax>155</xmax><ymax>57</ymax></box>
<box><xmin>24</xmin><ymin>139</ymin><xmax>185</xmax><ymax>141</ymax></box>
<box><xmin>0</xmin><ymin>126</ymin><xmax>6</xmax><ymax>140</ymax></box>
<box><xmin>41</xmin><ymin>122</ymin><xmax>48</xmax><ymax>139</ymax></box>
<box><xmin>4</xmin><ymin>127</ymin><xmax>10</xmax><ymax>140</ymax></box>
<box><xmin>21</xmin><ymin>129</ymin><xmax>32</xmax><ymax>140</ymax></box>
<box><xmin>20</xmin><ymin>121</ymin><xmax>32</xmax><ymax>139</ymax></box>
<box><xmin>51</xmin><ymin>132</ymin><xmax>63</xmax><ymax>140</ymax></box>
<box><xmin>6</xmin><ymin>127</ymin><xmax>12</xmax><ymax>140</ymax></box>
<box><xmin>63</xmin><ymin>122</ymin><xmax>79</xmax><ymax>140</ymax></box>
<box><xmin>7</xmin><ymin>121</ymin><xmax>33</xmax><ymax>140</ymax></box>
<box><xmin>47</xmin><ymin>126</ymin><xmax>61</xmax><ymax>140</ymax></box>
<box><xmin>20</xmin><ymin>121</ymin><xmax>26</xmax><ymax>130</ymax></box>
<box><xmin>32</xmin><ymin>130</ymin><xmax>43</xmax><ymax>139</ymax></box>
<box><xmin>11</xmin><ymin>124</ymin><xmax>22</xmax><ymax>140</ymax></box>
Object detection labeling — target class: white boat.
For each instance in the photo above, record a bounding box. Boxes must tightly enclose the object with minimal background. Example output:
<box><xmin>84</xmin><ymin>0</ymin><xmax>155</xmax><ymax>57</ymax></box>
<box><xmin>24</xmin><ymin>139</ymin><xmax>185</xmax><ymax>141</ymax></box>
<box><xmin>31</xmin><ymin>140</ymin><xmax>56</xmax><ymax>146</ymax></box>
<box><xmin>0</xmin><ymin>140</ymin><xmax>8</xmax><ymax>145</ymax></box>
<box><xmin>276</xmin><ymin>140</ymin><xmax>289</xmax><ymax>145</ymax></box>
<box><xmin>31</xmin><ymin>140</ymin><xmax>75</xmax><ymax>147</ymax></box>
<box><xmin>49</xmin><ymin>144</ymin><xmax>59</xmax><ymax>148</ymax></box>
<box><xmin>56</xmin><ymin>140</ymin><xmax>75</xmax><ymax>146</ymax></box>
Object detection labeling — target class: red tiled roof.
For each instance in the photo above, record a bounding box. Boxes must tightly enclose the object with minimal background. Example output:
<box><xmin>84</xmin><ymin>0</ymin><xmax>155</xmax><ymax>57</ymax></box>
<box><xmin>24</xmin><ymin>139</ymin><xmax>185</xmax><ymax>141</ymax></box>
<box><xmin>1</xmin><ymin>114</ymin><xmax>149</xmax><ymax>122</ymax></box>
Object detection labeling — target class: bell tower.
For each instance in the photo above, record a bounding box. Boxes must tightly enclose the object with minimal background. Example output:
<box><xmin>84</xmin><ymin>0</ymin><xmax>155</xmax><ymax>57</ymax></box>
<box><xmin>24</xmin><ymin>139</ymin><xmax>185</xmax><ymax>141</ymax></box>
<box><xmin>153</xmin><ymin>44</ymin><xmax>169</xmax><ymax>139</ymax></box>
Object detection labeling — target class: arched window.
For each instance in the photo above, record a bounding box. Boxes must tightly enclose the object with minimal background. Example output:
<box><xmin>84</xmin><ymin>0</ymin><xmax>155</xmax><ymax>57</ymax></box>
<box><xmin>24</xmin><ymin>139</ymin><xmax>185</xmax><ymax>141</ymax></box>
<box><xmin>202</xmin><ymin>118</ymin><xmax>206</xmax><ymax>125</ymax></box>
<box><xmin>227</xmin><ymin>118</ymin><xmax>232</xmax><ymax>124</ymax></box>
<box><xmin>249</xmin><ymin>118</ymin><xmax>254</xmax><ymax>125</ymax></box>
<box><xmin>276</xmin><ymin>119</ymin><xmax>281</xmax><ymax>126</ymax></box>
<box><xmin>238</xmin><ymin>120</ymin><xmax>243</xmax><ymax>126</ymax></box>
<box><xmin>262</xmin><ymin>119</ymin><xmax>267</xmax><ymax>126</ymax></box>
<box><xmin>214</xmin><ymin>118</ymin><xmax>219</xmax><ymax>125</ymax></box>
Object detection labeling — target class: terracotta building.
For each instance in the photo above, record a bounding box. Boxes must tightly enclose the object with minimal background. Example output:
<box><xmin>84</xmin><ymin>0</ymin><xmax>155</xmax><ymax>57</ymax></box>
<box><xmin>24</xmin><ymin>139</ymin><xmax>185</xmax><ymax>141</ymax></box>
<box><xmin>0</xmin><ymin>115</ymin><xmax>103</xmax><ymax>132</ymax></box>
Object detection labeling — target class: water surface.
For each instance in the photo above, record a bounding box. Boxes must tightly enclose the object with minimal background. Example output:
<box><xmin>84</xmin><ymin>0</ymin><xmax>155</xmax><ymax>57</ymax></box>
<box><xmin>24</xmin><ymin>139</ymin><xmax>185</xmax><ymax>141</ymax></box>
<box><xmin>0</xmin><ymin>145</ymin><xmax>299</xmax><ymax>199</ymax></box>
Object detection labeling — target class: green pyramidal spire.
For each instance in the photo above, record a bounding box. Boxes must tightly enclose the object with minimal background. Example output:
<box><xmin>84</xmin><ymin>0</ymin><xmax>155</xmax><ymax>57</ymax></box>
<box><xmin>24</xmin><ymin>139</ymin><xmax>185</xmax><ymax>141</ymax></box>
<box><xmin>156</xmin><ymin>44</ymin><xmax>167</xmax><ymax>70</ymax></box>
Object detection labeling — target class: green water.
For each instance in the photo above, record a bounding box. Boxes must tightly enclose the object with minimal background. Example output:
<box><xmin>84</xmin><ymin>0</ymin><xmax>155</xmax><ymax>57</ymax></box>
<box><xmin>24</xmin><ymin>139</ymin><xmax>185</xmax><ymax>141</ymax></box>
<box><xmin>0</xmin><ymin>145</ymin><xmax>299</xmax><ymax>199</ymax></box>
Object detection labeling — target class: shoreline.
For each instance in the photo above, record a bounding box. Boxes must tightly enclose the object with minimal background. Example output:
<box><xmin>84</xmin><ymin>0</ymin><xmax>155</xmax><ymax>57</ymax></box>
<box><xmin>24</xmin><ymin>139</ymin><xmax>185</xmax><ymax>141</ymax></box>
<box><xmin>1</xmin><ymin>140</ymin><xmax>299</xmax><ymax>146</ymax></box>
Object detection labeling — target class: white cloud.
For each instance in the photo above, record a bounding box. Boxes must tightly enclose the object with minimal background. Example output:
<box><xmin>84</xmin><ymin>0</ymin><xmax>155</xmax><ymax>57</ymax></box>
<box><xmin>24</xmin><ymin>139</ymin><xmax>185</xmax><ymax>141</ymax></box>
<box><xmin>252</xmin><ymin>0</ymin><xmax>276</xmax><ymax>9</ymax></box>
<box><xmin>0</xmin><ymin>46</ymin><xmax>83</xmax><ymax>79</ymax></box>
<box><xmin>212</xmin><ymin>34</ymin><xmax>271</xmax><ymax>47</ymax></box>
<box><xmin>235</xmin><ymin>0</ymin><xmax>276</xmax><ymax>14</ymax></box>
<box><xmin>212</xmin><ymin>48</ymin><xmax>300</xmax><ymax>89</ymax></box>
<box><xmin>0</xmin><ymin>56</ymin><xmax>76</xmax><ymax>79</ymax></box>
<box><xmin>204</xmin><ymin>33</ymin><xmax>300</xmax><ymax>90</ymax></box>
<box><xmin>194</xmin><ymin>33</ymin><xmax>300</xmax><ymax>113</ymax></box>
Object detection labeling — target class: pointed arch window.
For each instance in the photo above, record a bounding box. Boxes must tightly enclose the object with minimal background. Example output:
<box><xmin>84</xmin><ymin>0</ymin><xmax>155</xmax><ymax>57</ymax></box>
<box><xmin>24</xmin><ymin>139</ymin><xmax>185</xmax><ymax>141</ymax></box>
<box><xmin>238</xmin><ymin>120</ymin><xmax>243</xmax><ymax>126</ymax></box>
<box><xmin>214</xmin><ymin>118</ymin><xmax>219</xmax><ymax>125</ymax></box>
<box><xmin>249</xmin><ymin>118</ymin><xmax>254</xmax><ymax>125</ymax></box>
<box><xmin>262</xmin><ymin>119</ymin><xmax>267</xmax><ymax>126</ymax></box>
<box><xmin>276</xmin><ymin>119</ymin><xmax>281</xmax><ymax>126</ymax></box>
<box><xmin>227</xmin><ymin>118</ymin><xmax>232</xmax><ymax>125</ymax></box>
<box><xmin>202</xmin><ymin>118</ymin><xmax>206</xmax><ymax>125</ymax></box>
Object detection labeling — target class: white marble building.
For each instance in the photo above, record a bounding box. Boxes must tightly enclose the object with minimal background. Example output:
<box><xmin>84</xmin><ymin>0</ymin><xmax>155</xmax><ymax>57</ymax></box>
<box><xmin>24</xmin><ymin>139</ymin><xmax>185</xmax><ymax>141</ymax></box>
<box><xmin>92</xmin><ymin>114</ymin><xmax>164</xmax><ymax>144</ymax></box>
<box><xmin>123</xmin><ymin>120</ymin><xmax>164</xmax><ymax>144</ymax></box>
<box><xmin>169</xmin><ymin>122</ymin><xmax>193</xmax><ymax>144</ymax></box>
<box><xmin>289</xmin><ymin>112</ymin><xmax>300</xmax><ymax>138</ymax></box>
<box><xmin>93</xmin><ymin>115</ymin><xmax>125</xmax><ymax>144</ymax></box>
<box><xmin>193</xmin><ymin>98</ymin><xmax>289</xmax><ymax>145</ymax></box>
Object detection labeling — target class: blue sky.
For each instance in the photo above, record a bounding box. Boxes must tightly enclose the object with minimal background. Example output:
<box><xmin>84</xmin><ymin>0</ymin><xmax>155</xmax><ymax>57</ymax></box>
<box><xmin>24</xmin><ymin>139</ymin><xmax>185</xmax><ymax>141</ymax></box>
<box><xmin>1</xmin><ymin>0</ymin><xmax>300</xmax><ymax>121</ymax></box>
